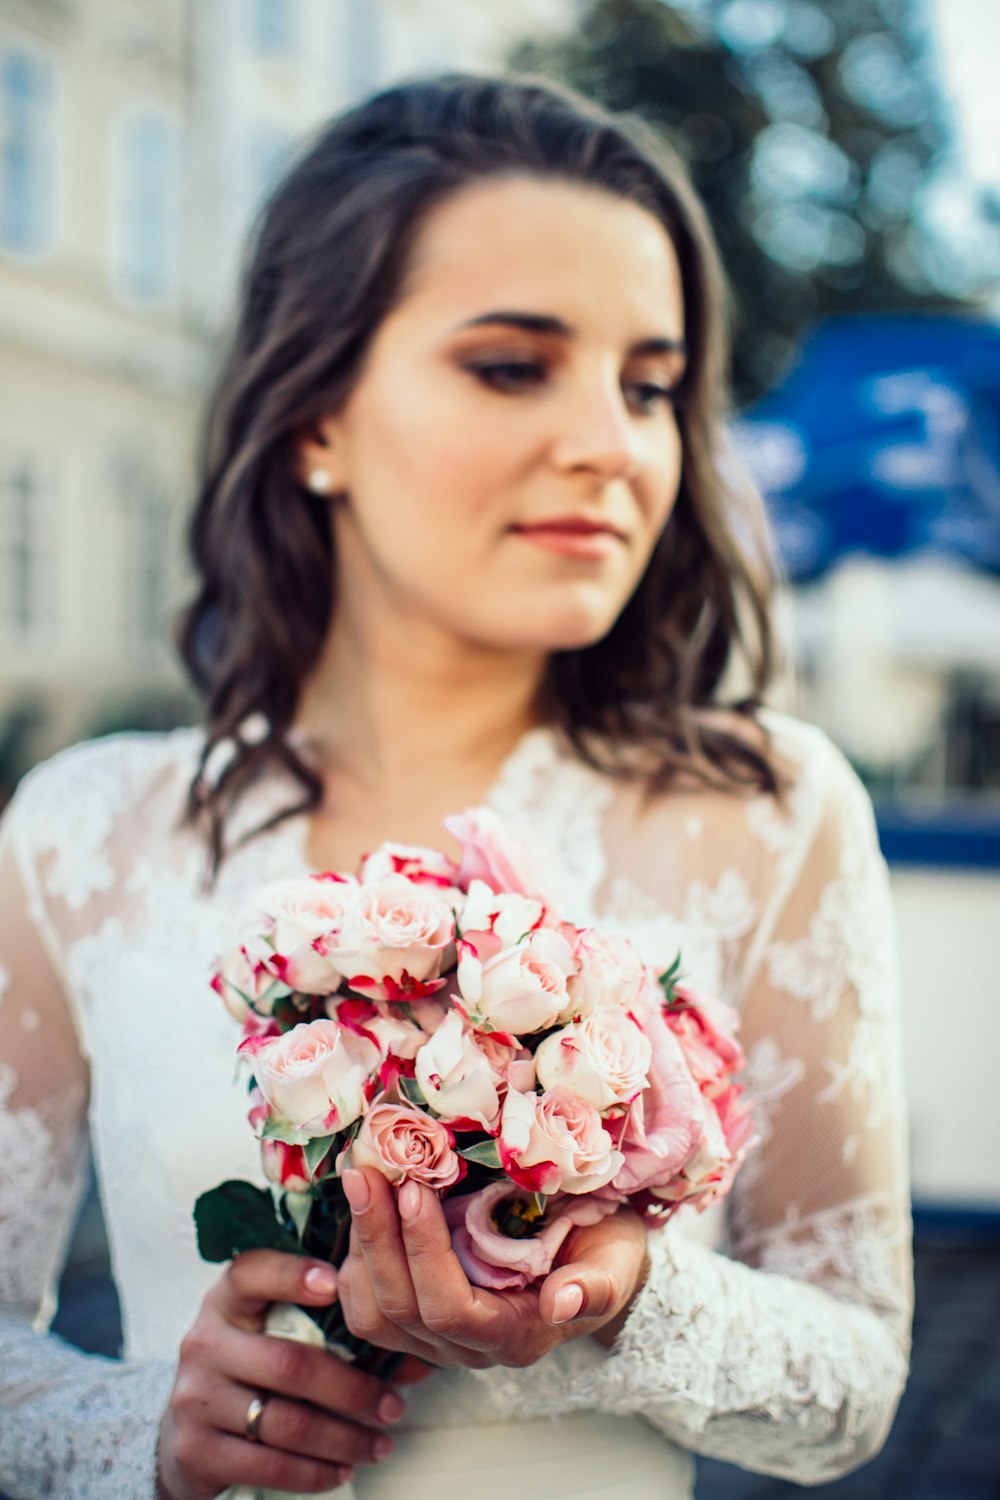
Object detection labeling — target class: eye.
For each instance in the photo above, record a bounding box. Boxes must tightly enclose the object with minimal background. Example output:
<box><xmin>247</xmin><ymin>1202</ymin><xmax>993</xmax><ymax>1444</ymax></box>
<box><xmin>465</xmin><ymin>358</ymin><xmax>547</xmax><ymax>394</ymax></box>
<box><xmin>624</xmin><ymin>379</ymin><xmax>681</xmax><ymax>415</ymax></box>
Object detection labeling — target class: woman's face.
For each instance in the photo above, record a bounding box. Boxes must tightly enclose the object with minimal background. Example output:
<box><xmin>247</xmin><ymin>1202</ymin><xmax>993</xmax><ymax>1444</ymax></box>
<box><xmin>301</xmin><ymin>174</ymin><xmax>688</xmax><ymax>656</ymax></box>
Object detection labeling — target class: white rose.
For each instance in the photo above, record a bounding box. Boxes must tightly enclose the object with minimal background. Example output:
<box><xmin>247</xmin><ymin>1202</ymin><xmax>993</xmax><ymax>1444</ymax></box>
<box><xmin>535</xmin><ymin>1006</ymin><xmax>652</xmax><ymax>1111</ymax></box>
<box><xmin>460</xmin><ymin>879</ymin><xmax>546</xmax><ymax>949</ymax></box>
<box><xmin>359</xmin><ymin>841</ymin><xmax>461</xmax><ymax>892</ymax></box>
<box><xmin>212</xmin><ymin>935</ymin><xmax>289</xmax><ymax>1021</ymax></box>
<box><xmin>256</xmin><ymin>875</ymin><xmax>361</xmax><ymax>995</ymax></box>
<box><xmin>565</xmin><ymin>928</ymin><xmax>647</xmax><ymax>1019</ymax></box>
<box><xmin>498</xmin><ymin>1086</ymin><xmax>623</xmax><ymax>1195</ymax></box>
<box><xmin>414</xmin><ymin>1009</ymin><xmax>502</xmax><ymax>1129</ymax></box>
<box><xmin>457</xmin><ymin>926</ymin><xmax>577</xmax><ymax>1035</ymax></box>
<box><xmin>333</xmin><ymin>874</ymin><xmax>456</xmax><ymax>999</ymax></box>
<box><xmin>242</xmin><ymin>1018</ymin><xmax>379</xmax><ymax>1134</ymax></box>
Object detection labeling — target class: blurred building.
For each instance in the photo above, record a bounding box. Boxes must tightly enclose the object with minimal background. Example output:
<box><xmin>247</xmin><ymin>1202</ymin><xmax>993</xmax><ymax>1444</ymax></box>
<box><xmin>0</xmin><ymin>0</ymin><xmax>574</xmax><ymax>782</ymax></box>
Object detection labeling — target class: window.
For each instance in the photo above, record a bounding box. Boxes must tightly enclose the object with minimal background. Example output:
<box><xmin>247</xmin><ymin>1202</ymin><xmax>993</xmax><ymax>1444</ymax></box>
<box><xmin>113</xmin><ymin>451</ymin><xmax>170</xmax><ymax>656</ymax></box>
<box><xmin>0</xmin><ymin>44</ymin><xmax>56</xmax><ymax>255</ymax></box>
<box><xmin>112</xmin><ymin>105</ymin><xmax>182</xmax><ymax>305</ymax></box>
<box><xmin>343</xmin><ymin>0</ymin><xmax>381</xmax><ymax>100</ymax></box>
<box><xmin>0</xmin><ymin>460</ymin><xmax>52</xmax><ymax>640</ymax></box>
<box><xmin>248</xmin><ymin>0</ymin><xmax>298</xmax><ymax>55</ymax></box>
<box><xmin>241</xmin><ymin>120</ymin><xmax>294</xmax><ymax>221</ymax></box>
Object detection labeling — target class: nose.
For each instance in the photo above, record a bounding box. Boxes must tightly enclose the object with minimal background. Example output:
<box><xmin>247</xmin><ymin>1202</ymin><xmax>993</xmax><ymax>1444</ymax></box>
<box><xmin>548</xmin><ymin>374</ymin><xmax>643</xmax><ymax>481</ymax></box>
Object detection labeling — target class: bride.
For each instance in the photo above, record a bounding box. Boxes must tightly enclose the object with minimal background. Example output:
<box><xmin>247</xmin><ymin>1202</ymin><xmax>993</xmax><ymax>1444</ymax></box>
<box><xmin>0</xmin><ymin>73</ymin><xmax>911</xmax><ymax>1500</ymax></box>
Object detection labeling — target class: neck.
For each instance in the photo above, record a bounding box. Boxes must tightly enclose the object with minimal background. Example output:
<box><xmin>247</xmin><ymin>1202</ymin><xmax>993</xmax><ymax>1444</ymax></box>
<box><xmin>293</xmin><ymin>608</ymin><xmax>547</xmax><ymax>797</ymax></box>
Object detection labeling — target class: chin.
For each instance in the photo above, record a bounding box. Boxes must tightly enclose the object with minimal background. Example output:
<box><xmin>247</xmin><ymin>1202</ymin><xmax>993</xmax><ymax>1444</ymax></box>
<box><xmin>492</xmin><ymin>593</ymin><xmax>628</xmax><ymax>653</ymax></box>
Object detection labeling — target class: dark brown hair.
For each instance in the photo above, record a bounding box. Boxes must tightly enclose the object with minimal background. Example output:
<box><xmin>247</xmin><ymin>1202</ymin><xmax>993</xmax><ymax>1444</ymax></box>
<box><xmin>178</xmin><ymin>72</ymin><xmax>782</xmax><ymax>872</ymax></box>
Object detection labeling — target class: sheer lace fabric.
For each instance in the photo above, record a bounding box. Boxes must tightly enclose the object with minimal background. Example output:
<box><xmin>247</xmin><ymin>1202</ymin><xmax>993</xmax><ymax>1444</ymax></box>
<box><xmin>0</xmin><ymin>714</ymin><xmax>911</xmax><ymax>1498</ymax></box>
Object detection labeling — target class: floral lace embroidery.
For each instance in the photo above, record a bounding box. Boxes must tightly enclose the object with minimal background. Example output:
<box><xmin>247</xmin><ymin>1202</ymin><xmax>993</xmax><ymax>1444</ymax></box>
<box><xmin>0</xmin><ymin>719</ymin><xmax>912</xmax><ymax>1496</ymax></box>
<box><xmin>0</xmin><ymin>1065</ymin><xmax>87</xmax><ymax>1321</ymax></box>
<box><xmin>17</xmin><ymin>737</ymin><xmax>188</xmax><ymax>911</ymax></box>
<box><xmin>600</xmin><ymin>866</ymin><xmax>758</xmax><ymax>1000</ymax></box>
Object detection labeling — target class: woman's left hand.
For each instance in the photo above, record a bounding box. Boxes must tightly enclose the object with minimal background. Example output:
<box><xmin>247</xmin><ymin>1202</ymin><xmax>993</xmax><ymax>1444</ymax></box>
<box><xmin>335</xmin><ymin>1167</ymin><xmax>649</xmax><ymax>1370</ymax></box>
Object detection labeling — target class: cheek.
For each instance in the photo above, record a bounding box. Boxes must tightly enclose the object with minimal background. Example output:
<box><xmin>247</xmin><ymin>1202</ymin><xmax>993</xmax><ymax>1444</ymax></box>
<box><xmin>352</xmin><ymin>411</ymin><xmax>510</xmax><ymax>561</ymax></box>
<box><xmin>635</xmin><ymin>426</ymin><xmax>684</xmax><ymax>551</ymax></box>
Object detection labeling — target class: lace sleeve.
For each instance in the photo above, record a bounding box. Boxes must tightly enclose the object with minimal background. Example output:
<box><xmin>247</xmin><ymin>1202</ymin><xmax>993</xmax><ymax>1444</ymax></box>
<box><xmin>0</xmin><ymin>789</ymin><xmax>174</xmax><ymax>1500</ymax></box>
<box><xmin>487</xmin><ymin>739</ymin><xmax>912</xmax><ymax>1485</ymax></box>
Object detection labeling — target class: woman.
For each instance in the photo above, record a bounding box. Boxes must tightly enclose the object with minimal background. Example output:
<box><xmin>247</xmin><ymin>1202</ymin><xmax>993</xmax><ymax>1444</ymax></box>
<box><xmin>0</xmin><ymin>74</ymin><xmax>911</xmax><ymax>1500</ymax></box>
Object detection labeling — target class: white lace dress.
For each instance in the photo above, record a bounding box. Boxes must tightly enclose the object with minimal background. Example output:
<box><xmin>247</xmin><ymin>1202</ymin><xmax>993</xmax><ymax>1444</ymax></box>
<box><xmin>0</xmin><ymin>712</ymin><xmax>912</xmax><ymax>1500</ymax></box>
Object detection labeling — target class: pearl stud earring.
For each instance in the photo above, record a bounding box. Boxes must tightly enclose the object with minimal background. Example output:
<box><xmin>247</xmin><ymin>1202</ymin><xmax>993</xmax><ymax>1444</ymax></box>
<box><xmin>307</xmin><ymin>468</ymin><xmax>333</xmax><ymax>495</ymax></box>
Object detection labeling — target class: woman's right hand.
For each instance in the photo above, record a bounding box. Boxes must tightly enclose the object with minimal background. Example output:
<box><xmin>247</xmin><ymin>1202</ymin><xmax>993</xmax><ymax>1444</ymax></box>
<box><xmin>157</xmin><ymin>1249</ymin><xmax>427</xmax><ymax>1499</ymax></box>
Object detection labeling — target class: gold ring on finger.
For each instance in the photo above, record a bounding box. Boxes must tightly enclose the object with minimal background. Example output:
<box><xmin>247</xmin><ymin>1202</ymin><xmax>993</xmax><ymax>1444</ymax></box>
<box><xmin>244</xmin><ymin>1393</ymin><xmax>269</xmax><ymax>1443</ymax></box>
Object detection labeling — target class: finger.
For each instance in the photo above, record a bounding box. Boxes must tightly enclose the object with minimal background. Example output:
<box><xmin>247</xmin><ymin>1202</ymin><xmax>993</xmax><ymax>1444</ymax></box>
<box><xmin>394</xmin><ymin>1354</ymin><xmax>437</xmax><ymax>1385</ymax></box>
<box><xmin>209</xmin><ymin>1250</ymin><xmax>338</xmax><ymax>1332</ymax></box>
<box><xmin>538</xmin><ymin>1222</ymin><xmax>647</xmax><ymax>1328</ymax></box>
<box><xmin>339</xmin><ymin>1224</ymin><xmax>464</xmax><ymax>1367</ymax></box>
<box><xmin>221</xmin><ymin>1383</ymin><xmax>395</xmax><ymax>1470</ymax></box>
<box><xmin>168</xmin><ymin>1424</ymin><xmax>354</xmax><ymax>1497</ymax></box>
<box><xmin>210</xmin><ymin>1323</ymin><xmax>408</xmax><ymax>1428</ymax></box>
<box><xmin>397</xmin><ymin>1182</ymin><xmax>516</xmax><ymax>1354</ymax></box>
<box><xmin>342</xmin><ymin>1168</ymin><xmax>421</xmax><ymax>1329</ymax></box>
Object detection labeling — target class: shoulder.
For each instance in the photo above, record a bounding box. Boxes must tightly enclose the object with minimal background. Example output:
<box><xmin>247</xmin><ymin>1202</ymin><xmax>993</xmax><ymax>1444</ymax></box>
<box><xmin>7</xmin><ymin>727</ymin><xmax>205</xmax><ymax>868</ymax></box>
<box><xmin>677</xmin><ymin>707</ymin><xmax>881</xmax><ymax>884</ymax></box>
<box><xmin>758</xmin><ymin>709</ymin><xmax>878</xmax><ymax>843</ymax></box>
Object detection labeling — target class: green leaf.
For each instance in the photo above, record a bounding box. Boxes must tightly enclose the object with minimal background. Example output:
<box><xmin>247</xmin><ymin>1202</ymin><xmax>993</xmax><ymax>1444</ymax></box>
<box><xmin>304</xmin><ymin>1133</ymin><xmax>337</xmax><ymax>1177</ymax></box>
<box><xmin>194</xmin><ymin>1180</ymin><xmax>298</xmax><ymax>1263</ymax></box>
<box><xmin>260</xmin><ymin>1116</ymin><xmax>312</xmax><ymax>1146</ymax></box>
<box><xmin>398</xmin><ymin>1074</ymin><xmax>428</xmax><ymax>1108</ymax></box>
<box><xmin>457</xmin><ymin>1138</ymin><xmax>502</xmax><ymax>1169</ymax></box>
<box><xmin>658</xmin><ymin>953</ymin><xmax>684</xmax><ymax>1004</ymax></box>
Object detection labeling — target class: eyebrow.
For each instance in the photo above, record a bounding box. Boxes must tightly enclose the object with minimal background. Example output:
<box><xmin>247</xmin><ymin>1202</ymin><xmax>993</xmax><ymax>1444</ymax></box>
<box><xmin>453</xmin><ymin>310</ymin><xmax>687</xmax><ymax>359</ymax></box>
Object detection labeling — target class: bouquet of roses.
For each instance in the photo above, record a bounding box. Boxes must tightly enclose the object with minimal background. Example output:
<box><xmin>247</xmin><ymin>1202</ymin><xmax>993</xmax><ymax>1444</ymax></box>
<box><xmin>195</xmin><ymin>806</ymin><xmax>754</xmax><ymax>1375</ymax></box>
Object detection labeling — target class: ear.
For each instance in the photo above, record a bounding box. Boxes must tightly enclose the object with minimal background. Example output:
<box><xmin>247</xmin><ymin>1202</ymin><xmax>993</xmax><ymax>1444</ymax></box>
<box><xmin>294</xmin><ymin>414</ymin><xmax>347</xmax><ymax>497</ymax></box>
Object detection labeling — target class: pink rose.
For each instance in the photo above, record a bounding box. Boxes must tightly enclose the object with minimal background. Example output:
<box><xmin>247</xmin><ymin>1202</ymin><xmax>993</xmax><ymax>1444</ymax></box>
<box><xmin>665</xmin><ymin>989</ymin><xmax>745</xmax><ymax>1094</ymax></box>
<box><xmin>534</xmin><ymin>1007</ymin><xmax>652</xmax><ymax>1111</ymax></box>
<box><xmin>566</xmin><ymin>928</ymin><xmax>647</xmax><ymax>1018</ymax></box>
<box><xmin>256</xmin><ymin>874</ymin><xmax>360</xmax><ymax>995</ymax></box>
<box><xmin>241</xmin><ymin>1018</ymin><xmax>379</xmax><ymax>1135</ymax></box>
<box><xmin>413</xmin><ymin>1009</ymin><xmax>502</xmax><ymax>1130</ymax></box>
<box><xmin>444</xmin><ymin>1182</ymin><xmax>616</xmax><ymax>1290</ymax></box>
<box><xmin>346</xmin><ymin>1100</ymin><xmax>463</xmax><ymax>1189</ymax></box>
<box><xmin>651</xmin><ymin>1083</ymin><xmax>756</xmax><ymax>1212</ymax></box>
<box><xmin>211</xmin><ymin>937</ymin><xmax>290</xmax><ymax>1021</ymax></box>
<box><xmin>359</xmin><ymin>842</ymin><xmax>461</xmax><ymax>891</ymax></box>
<box><xmin>498</xmin><ymin>1086</ymin><xmax>623</xmax><ymax>1195</ymax></box>
<box><xmin>457</xmin><ymin>926</ymin><xmax>577</xmax><ymax>1035</ymax></box>
<box><xmin>444</xmin><ymin>805</ymin><xmax>562</xmax><ymax>908</ymax></box>
<box><xmin>331</xmin><ymin>874</ymin><xmax>456</xmax><ymax>1000</ymax></box>
<box><xmin>611</xmin><ymin>1000</ymin><xmax>704</xmax><ymax>1197</ymax></box>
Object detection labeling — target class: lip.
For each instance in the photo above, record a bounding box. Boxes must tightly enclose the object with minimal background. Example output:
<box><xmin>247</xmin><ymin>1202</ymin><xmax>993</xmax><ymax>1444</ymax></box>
<box><xmin>509</xmin><ymin>515</ymin><xmax>626</xmax><ymax>560</ymax></box>
<box><xmin>511</xmin><ymin>515</ymin><xmax>626</xmax><ymax>539</ymax></box>
<box><xmin>510</xmin><ymin>526</ymin><xmax>624</xmax><ymax>560</ymax></box>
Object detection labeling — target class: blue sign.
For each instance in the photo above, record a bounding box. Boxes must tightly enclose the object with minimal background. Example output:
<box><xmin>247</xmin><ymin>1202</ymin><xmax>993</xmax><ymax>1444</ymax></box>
<box><xmin>732</xmin><ymin>315</ymin><xmax>1000</xmax><ymax>581</ymax></box>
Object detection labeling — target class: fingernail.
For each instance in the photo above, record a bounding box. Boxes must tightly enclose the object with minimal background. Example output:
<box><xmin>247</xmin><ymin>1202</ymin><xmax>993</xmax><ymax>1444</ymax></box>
<box><xmin>304</xmin><ymin>1263</ymin><xmax>337</xmax><ymax>1295</ymax></box>
<box><xmin>550</xmin><ymin>1282</ymin><xmax>584</xmax><ymax>1323</ymax></box>
<box><xmin>343</xmin><ymin>1168</ymin><xmax>371</xmax><ymax>1213</ymax></box>
<box><xmin>336</xmin><ymin>1466</ymin><xmax>355</xmax><ymax>1484</ymax></box>
<box><xmin>373</xmin><ymin>1434</ymin><xmax>394</xmax><ymax>1460</ymax></box>
<box><xmin>378</xmin><ymin>1390</ymin><xmax>405</xmax><ymax>1423</ymax></box>
<box><xmin>398</xmin><ymin>1180</ymin><xmax>421</xmax><ymax>1221</ymax></box>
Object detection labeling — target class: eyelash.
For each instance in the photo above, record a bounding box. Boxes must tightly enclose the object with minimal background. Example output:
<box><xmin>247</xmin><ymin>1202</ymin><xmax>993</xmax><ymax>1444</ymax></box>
<box><xmin>464</xmin><ymin>359</ymin><xmax>681</xmax><ymax>413</ymax></box>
